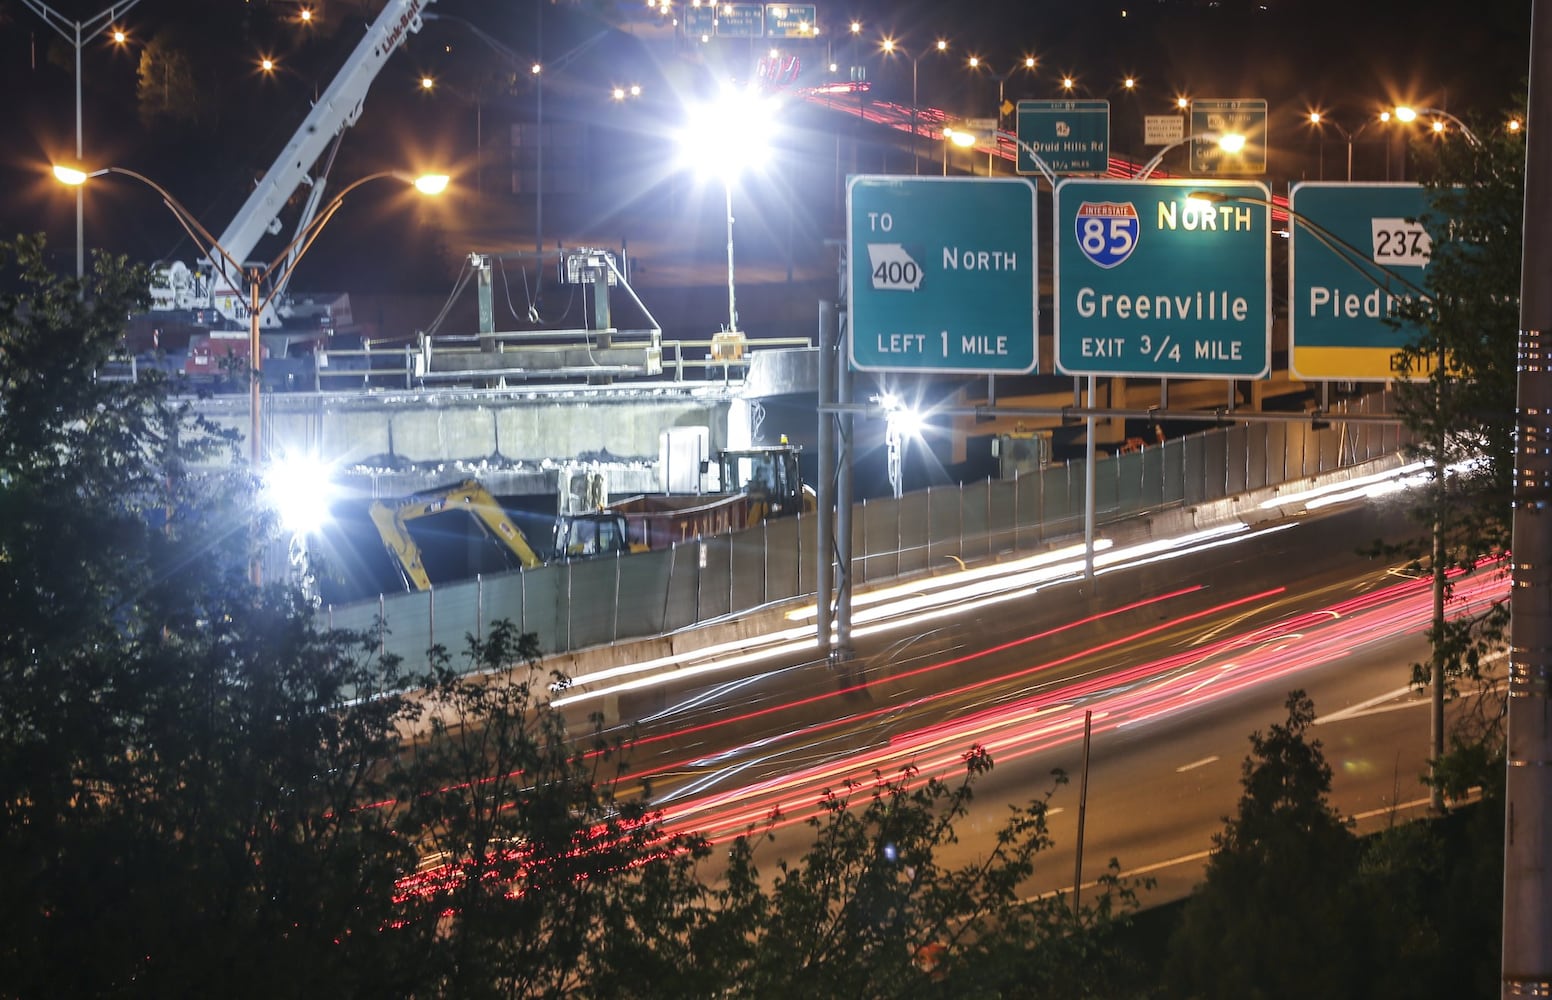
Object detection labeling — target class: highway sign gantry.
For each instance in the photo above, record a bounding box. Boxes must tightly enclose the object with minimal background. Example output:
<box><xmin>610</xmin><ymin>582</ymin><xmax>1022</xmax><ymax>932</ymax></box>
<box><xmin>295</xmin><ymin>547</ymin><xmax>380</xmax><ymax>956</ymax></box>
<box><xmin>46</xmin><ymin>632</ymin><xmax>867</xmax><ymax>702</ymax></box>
<box><xmin>1015</xmin><ymin>100</ymin><xmax>1110</xmax><ymax>176</ymax></box>
<box><xmin>848</xmin><ymin>175</ymin><xmax>1039</xmax><ymax>374</ymax></box>
<box><xmin>1189</xmin><ymin>99</ymin><xmax>1267</xmax><ymax>174</ymax></box>
<box><xmin>1289</xmin><ymin>183</ymin><xmax>1433</xmax><ymax>381</ymax></box>
<box><xmin>1054</xmin><ymin>179</ymin><xmax>1271</xmax><ymax>379</ymax></box>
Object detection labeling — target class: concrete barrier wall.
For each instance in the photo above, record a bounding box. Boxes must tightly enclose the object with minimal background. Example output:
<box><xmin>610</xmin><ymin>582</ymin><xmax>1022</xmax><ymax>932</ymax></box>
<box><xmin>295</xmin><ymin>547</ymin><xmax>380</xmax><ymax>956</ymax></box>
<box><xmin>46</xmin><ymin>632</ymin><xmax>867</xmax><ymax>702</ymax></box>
<box><xmin>338</xmin><ymin>392</ymin><xmax>1413</xmax><ymax>677</ymax></box>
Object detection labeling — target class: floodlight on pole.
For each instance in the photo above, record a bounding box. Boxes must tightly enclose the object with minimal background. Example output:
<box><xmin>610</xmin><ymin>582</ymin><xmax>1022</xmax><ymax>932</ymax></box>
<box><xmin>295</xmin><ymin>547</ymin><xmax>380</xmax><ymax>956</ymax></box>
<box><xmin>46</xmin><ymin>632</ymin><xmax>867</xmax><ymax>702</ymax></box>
<box><xmin>53</xmin><ymin>165</ymin><xmax>448</xmax><ymax>469</ymax></box>
<box><xmin>676</xmin><ymin>88</ymin><xmax>781</xmax><ymax>339</ymax></box>
<box><xmin>22</xmin><ymin>0</ymin><xmax>144</xmax><ymax>282</ymax></box>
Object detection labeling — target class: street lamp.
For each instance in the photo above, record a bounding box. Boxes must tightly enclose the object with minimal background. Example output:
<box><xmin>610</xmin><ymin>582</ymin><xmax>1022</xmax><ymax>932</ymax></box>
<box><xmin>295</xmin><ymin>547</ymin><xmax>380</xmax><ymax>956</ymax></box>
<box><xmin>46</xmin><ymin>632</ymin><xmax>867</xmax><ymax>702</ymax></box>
<box><xmin>1393</xmin><ymin>105</ymin><xmax>1482</xmax><ymax>147</ymax></box>
<box><xmin>1307</xmin><ymin>112</ymin><xmax>1378</xmax><ymax>181</ymax></box>
<box><xmin>880</xmin><ymin>37</ymin><xmax>949</xmax><ymax>174</ymax></box>
<box><xmin>21</xmin><ymin>0</ymin><xmax>144</xmax><ymax>281</ymax></box>
<box><xmin>967</xmin><ymin>53</ymin><xmax>1037</xmax><ymax>122</ymax></box>
<box><xmin>1135</xmin><ymin>131</ymin><xmax>1244</xmax><ymax>179</ymax></box>
<box><xmin>942</xmin><ymin>126</ymin><xmax>977</xmax><ymax>175</ymax></box>
<box><xmin>966</xmin><ymin>55</ymin><xmax>1037</xmax><ymax>175</ymax></box>
<box><xmin>52</xmin><ymin>165</ymin><xmax>448</xmax><ymax>466</ymax></box>
<box><xmin>676</xmin><ymin>87</ymin><xmax>781</xmax><ymax>342</ymax></box>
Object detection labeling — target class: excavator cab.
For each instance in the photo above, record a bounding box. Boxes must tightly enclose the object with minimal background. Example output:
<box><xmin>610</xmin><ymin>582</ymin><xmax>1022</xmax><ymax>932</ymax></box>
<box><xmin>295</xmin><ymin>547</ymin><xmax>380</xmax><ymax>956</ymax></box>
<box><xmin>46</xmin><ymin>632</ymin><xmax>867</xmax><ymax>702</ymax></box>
<box><xmin>552</xmin><ymin>511</ymin><xmax>630</xmax><ymax>560</ymax></box>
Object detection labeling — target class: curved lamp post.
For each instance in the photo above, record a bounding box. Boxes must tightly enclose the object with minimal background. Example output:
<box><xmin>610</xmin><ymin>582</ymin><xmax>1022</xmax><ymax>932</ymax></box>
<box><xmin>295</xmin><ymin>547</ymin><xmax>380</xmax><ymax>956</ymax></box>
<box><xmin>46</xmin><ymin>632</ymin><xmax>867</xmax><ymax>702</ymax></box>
<box><xmin>1135</xmin><ymin>131</ymin><xmax>1245</xmax><ymax>179</ymax></box>
<box><xmin>53</xmin><ymin>165</ymin><xmax>448</xmax><ymax>466</ymax></box>
<box><xmin>1393</xmin><ymin>105</ymin><xmax>1482</xmax><ymax>147</ymax></box>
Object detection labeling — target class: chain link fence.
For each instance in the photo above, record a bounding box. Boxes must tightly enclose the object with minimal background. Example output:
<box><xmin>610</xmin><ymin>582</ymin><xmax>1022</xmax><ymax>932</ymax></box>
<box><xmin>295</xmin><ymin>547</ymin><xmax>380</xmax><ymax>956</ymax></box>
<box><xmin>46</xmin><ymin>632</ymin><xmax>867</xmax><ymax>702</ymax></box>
<box><xmin>325</xmin><ymin>394</ymin><xmax>1407</xmax><ymax>667</ymax></box>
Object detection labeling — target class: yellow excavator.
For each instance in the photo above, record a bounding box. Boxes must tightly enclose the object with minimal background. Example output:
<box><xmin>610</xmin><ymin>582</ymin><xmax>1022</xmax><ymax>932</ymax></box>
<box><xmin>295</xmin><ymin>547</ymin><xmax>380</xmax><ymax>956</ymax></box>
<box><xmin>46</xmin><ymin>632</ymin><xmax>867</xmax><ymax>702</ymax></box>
<box><xmin>368</xmin><ymin>480</ymin><xmax>628</xmax><ymax>591</ymax></box>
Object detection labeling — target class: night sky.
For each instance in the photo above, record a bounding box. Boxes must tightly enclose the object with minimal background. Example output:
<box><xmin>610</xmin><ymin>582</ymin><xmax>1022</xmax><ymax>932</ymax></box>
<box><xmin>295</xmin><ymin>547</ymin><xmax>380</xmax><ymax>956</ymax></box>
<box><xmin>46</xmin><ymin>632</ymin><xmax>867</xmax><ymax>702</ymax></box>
<box><xmin>0</xmin><ymin>0</ymin><xmax>1533</xmax><ymax>291</ymax></box>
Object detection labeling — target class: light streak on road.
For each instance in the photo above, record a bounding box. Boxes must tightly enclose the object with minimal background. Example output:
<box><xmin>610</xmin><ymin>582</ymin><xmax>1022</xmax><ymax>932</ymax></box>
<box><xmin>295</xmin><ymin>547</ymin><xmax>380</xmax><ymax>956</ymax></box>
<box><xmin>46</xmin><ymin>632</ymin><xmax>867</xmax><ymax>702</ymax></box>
<box><xmin>554</xmin><ymin>524</ymin><xmax>1262</xmax><ymax>710</ymax></box>
<box><xmin>651</xmin><ymin>561</ymin><xmax>1509</xmax><ymax>846</ymax></box>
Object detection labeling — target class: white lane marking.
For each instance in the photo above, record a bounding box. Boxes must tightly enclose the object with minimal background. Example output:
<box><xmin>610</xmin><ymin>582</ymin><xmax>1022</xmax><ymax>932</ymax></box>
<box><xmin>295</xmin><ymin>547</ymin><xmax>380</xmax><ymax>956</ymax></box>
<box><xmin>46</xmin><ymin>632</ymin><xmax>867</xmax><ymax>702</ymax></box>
<box><xmin>1316</xmin><ymin>685</ymin><xmax>1422</xmax><ymax>725</ymax></box>
<box><xmin>1176</xmin><ymin>756</ymin><xmax>1219</xmax><ymax>773</ymax></box>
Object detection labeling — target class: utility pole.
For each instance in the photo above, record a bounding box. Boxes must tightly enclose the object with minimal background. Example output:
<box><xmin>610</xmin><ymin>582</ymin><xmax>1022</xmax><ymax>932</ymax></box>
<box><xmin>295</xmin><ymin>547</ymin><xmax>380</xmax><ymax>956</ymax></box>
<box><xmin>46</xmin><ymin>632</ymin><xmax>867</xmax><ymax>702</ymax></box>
<box><xmin>1503</xmin><ymin>2</ymin><xmax>1552</xmax><ymax>994</ymax></box>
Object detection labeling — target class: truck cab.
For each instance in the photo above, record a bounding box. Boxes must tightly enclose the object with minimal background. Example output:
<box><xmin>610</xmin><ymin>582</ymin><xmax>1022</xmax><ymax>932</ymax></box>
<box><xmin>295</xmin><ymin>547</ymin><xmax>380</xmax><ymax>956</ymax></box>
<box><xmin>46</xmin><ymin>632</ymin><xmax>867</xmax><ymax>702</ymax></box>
<box><xmin>715</xmin><ymin>444</ymin><xmax>811</xmax><ymax>521</ymax></box>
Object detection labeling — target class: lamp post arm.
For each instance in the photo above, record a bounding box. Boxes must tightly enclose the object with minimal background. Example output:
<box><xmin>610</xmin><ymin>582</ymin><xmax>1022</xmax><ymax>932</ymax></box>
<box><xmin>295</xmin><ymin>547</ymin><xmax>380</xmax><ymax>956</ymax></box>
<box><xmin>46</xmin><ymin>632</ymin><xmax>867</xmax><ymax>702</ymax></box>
<box><xmin>20</xmin><ymin>0</ymin><xmax>142</xmax><ymax>47</ymax></box>
<box><xmin>1413</xmin><ymin>107</ymin><xmax>1481</xmax><ymax>147</ymax></box>
<box><xmin>253</xmin><ymin>170</ymin><xmax>402</xmax><ymax>315</ymax></box>
<box><xmin>1295</xmin><ymin>213</ymin><xmax>1433</xmax><ymax>300</ymax></box>
<box><xmin>98</xmin><ymin>166</ymin><xmax>244</xmax><ymax>278</ymax></box>
<box><xmin>1196</xmin><ymin>191</ymin><xmax>1434</xmax><ymax>301</ymax></box>
<box><xmin>1010</xmin><ymin>137</ymin><xmax>1057</xmax><ymax>188</ymax></box>
<box><xmin>1137</xmin><ymin>133</ymin><xmax>1218</xmax><ymax>179</ymax></box>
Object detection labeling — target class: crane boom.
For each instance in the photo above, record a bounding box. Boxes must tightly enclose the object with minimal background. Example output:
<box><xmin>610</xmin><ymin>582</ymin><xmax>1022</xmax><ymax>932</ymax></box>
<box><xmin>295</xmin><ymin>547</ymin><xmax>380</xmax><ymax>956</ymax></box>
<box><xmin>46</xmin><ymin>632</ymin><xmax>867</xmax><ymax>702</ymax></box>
<box><xmin>217</xmin><ymin>0</ymin><xmax>434</xmax><ymax>271</ymax></box>
<box><xmin>152</xmin><ymin>0</ymin><xmax>436</xmax><ymax>328</ymax></box>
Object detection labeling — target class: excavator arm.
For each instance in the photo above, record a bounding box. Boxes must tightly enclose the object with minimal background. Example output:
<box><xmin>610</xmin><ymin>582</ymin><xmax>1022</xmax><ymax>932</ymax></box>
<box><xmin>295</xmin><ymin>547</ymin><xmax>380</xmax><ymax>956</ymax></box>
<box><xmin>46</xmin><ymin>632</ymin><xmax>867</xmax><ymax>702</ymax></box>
<box><xmin>369</xmin><ymin>479</ymin><xmax>544</xmax><ymax>591</ymax></box>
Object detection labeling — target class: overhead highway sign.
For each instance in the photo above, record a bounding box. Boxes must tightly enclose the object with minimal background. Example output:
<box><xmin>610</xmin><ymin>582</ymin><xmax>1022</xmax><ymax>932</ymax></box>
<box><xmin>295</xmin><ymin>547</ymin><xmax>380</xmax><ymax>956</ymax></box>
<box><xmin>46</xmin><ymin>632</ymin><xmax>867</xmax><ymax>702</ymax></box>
<box><xmin>848</xmin><ymin>176</ymin><xmax>1039</xmax><ymax>374</ymax></box>
<box><xmin>1054</xmin><ymin>179</ymin><xmax>1271</xmax><ymax>379</ymax></box>
<box><xmin>1288</xmin><ymin>182</ymin><xmax>1433</xmax><ymax>381</ymax></box>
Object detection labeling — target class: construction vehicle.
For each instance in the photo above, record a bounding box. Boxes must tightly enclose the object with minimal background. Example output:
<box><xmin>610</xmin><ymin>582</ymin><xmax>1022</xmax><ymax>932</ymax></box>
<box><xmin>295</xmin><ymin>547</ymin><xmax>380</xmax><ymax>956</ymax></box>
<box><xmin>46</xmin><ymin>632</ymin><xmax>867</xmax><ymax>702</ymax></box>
<box><xmin>608</xmin><ymin>442</ymin><xmax>815</xmax><ymax>551</ymax></box>
<box><xmin>150</xmin><ymin>0</ymin><xmax>438</xmax><ymax>334</ymax></box>
<box><xmin>368</xmin><ymin>480</ymin><xmax>628</xmax><ymax>592</ymax></box>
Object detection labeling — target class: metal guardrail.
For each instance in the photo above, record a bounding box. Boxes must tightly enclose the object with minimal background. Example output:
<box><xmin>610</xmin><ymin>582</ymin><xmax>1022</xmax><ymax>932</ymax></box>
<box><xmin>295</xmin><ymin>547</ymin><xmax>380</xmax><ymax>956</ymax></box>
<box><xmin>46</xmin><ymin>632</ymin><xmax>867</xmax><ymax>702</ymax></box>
<box><xmin>324</xmin><ymin>392</ymin><xmax>1408</xmax><ymax>667</ymax></box>
<box><xmin>301</xmin><ymin>334</ymin><xmax>815</xmax><ymax>392</ymax></box>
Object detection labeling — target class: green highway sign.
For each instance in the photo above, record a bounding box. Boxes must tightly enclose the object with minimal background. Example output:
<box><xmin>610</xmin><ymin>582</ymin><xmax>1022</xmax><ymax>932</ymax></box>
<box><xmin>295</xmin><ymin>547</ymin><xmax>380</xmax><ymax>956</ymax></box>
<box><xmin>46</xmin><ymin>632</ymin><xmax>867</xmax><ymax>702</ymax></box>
<box><xmin>1289</xmin><ymin>183</ymin><xmax>1432</xmax><ymax>381</ymax></box>
<box><xmin>765</xmin><ymin>3</ymin><xmax>819</xmax><ymax>38</ymax></box>
<box><xmin>716</xmin><ymin>3</ymin><xmax>765</xmax><ymax>37</ymax></box>
<box><xmin>1189</xmin><ymin>99</ymin><xmax>1267</xmax><ymax>174</ymax></box>
<box><xmin>1015</xmin><ymin>100</ymin><xmax>1110</xmax><ymax>176</ymax></box>
<box><xmin>683</xmin><ymin>4</ymin><xmax>715</xmax><ymax>35</ymax></box>
<box><xmin>1054</xmin><ymin>179</ymin><xmax>1271</xmax><ymax>379</ymax></box>
<box><xmin>848</xmin><ymin>176</ymin><xmax>1038</xmax><ymax>374</ymax></box>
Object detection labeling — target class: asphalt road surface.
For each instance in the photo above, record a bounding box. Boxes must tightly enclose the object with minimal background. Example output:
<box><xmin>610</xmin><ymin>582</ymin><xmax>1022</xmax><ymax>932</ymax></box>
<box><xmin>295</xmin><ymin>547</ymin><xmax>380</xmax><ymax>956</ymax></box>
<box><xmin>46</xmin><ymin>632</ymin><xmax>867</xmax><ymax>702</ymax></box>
<box><xmin>573</xmin><ymin>487</ymin><xmax>1502</xmax><ymax>907</ymax></box>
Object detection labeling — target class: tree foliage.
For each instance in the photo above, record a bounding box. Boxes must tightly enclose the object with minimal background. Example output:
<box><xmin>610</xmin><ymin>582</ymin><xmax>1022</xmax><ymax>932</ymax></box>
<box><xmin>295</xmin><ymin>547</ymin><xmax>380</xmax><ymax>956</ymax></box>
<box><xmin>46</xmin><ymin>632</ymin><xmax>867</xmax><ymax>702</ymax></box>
<box><xmin>1373</xmin><ymin>111</ymin><xmax>1525</xmax><ymax>787</ymax></box>
<box><xmin>1166</xmin><ymin>691</ymin><xmax>1504</xmax><ymax>999</ymax></box>
<box><xmin>0</xmin><ymin>235</ymin><xmax>416</xmax><ymax>996</ymax></box>
<box><xmin>692</xmin><ymin>755</ymin><xmax>1152</xmax><ymax>999</ymax></box>
<box><xmin>1</xmin><ymin>233</ymin><xmax>1148</xmax><ymax>996</ymax></box>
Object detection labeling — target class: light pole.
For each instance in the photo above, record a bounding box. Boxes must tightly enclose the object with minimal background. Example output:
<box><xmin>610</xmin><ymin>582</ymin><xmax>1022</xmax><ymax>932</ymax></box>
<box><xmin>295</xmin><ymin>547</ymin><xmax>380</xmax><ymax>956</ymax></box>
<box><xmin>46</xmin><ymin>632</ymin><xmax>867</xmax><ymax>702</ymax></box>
<box><xmin>1135</xmin><ymin>131</ymin><xmax>1245</xmax><ymax>179</ymax></box>
<box><xmin>423</xmin><ymin>12</ymin><xmax>607</xmax><ymax>257</ymax></box>
<box><xmin>880</xmin><ymin>37</ymin><xmax>948</xmax><ymax>175</ymax></box>
<box><xmin>969</xmin><ymin>54</ymin><xmax>1037</xmax><ymax>122</ymax></box>
<box><xmin>968</xmin><ymin>55</ymin><xmax>1037</xmax><ymax>175</ymax></box>
<box><xmin>22</xmin><ymin>0</ymin><xmax>143</xmax><ymax>281</ymax></box>
<box><xmin>53</xmin><ymin>165</ymin><xmax>447</xmax><ymax>467</ymax></box>
<box><xmin>677</xmin><ymin>88</ymin><xmax>781</xmax><ymax>342</ymax></box>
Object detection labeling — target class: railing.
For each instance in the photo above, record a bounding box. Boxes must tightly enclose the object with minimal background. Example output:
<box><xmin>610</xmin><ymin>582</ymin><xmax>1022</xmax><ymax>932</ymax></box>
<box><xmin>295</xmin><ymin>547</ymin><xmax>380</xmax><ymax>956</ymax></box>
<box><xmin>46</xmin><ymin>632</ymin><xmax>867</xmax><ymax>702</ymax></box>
<box><xmin>323</xmin><ymin>393</ymin><xmax>1408</xmax><ymax>667</ymax></box>
<box><xmin>130</xmin><ymin>334</ymin><xmax>820</xmax><ymax>394</ymax></box>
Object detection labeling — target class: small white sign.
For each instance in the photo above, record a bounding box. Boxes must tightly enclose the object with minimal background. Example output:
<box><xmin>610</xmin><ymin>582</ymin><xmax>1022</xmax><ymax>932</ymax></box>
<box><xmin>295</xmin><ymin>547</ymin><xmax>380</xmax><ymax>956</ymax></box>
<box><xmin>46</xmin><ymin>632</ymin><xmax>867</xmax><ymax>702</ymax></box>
<box><xmin>1144</xmin><ymin>115</ymin><xmax>1185</xmax><ymax>146</ymax></box>
<box><xmin>1370</xmin><ymin>218</ymin><xmax>1432</xmax><ymax>268</ymax></box>
<box><xmin>866</xmin><ymin>244</ymin><xmax>924</xmax><ymax>291</ymax></box>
